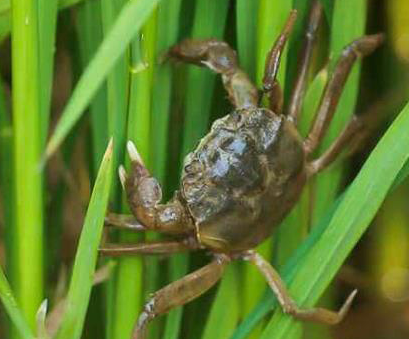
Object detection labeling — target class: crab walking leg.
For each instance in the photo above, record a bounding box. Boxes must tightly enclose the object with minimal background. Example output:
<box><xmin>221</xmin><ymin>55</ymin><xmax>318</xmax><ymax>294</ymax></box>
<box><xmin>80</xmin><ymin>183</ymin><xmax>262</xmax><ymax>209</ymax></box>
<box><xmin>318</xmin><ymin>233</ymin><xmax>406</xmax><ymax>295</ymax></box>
<box><xmin>168</xmin><ymin>39</ymin><xmax>258</xmax><ymax>109</ymax></box>
<box><xmin>307</xmin><ymin>115</ymin><xmax>364</xmax><ymax>175</ymax></box>
<box><xmin>133</xmin><ymin>255</ymin><xmax>229</xmax><ymax>339</ymax></box>
<box><xmin>242</xmin><ymin>251</ymin><xmax>357</xmax><ymax>324</ymax></box>
<box><xmin>100</xmin><ymin>237</ymin><xmax>200</xmax><ymax>256</ymax></box>
<box><xmin>122</xmin><ymin>141</ymin><xmax>195</xmax><ymax>235</ymax></box>
<box><xmin>262</xmin><ymin>10</ymin><xmax>297</xmax><ymax>115</ymax></box>
<box><xmin>104</xmin><ymin>213</ymin><xmax>147</xmax><ymax>231</ymax></box>
<box><xmin>287</xmin><ymin>0</ymin><xmax>323</xmax><ymax>123</ymax></box>
<box><xmin>303</xmin><ymin>34</ymin><xmax>384</xmax><ymax>154</ymax></box>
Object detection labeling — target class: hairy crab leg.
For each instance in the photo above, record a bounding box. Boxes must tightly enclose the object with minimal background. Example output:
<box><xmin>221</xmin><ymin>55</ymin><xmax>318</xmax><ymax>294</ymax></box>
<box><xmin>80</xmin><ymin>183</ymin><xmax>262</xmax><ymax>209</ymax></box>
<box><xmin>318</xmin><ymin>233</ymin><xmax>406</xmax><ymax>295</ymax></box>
<box><xmin>287</xmin><ymin>0</ymin><xmax>323</xmax><ymax>123</ymax></box>
<box><xmin>241</xmin><ymin>251</ymin><xmax>357</xmax><ymax>324</ymax></box>
<box><xmin>262</xmin><ymin>10</ymin><xmax>297</xmax><ymax>114</ymax></box>
<box><xmin>303</xmin><ymin>34</ymin><xmax>384</xmax><ymax>154</ymax></box>
<box><xmin>100</xmin><ymin>237</ymin><xmax>200</xmax><ymax>256</ymax></box>
<box><xmin>133</xmin><ymin>255</ymin><xmax>229</xmax><ymax>339</ymax></box>
<box><xmin>307</xmin><ymin>115</ymin><xmax>364</xmax><ymax>175</ymax></box>
<box><xmin>120</xmin><ymin>140</ymin><xmax>194</xmax><ymax>235</ymax></box>
<box><xmin>168</xmin><ymin>39</ymin><xmax>258</xmax><ymax>109</ymax></box>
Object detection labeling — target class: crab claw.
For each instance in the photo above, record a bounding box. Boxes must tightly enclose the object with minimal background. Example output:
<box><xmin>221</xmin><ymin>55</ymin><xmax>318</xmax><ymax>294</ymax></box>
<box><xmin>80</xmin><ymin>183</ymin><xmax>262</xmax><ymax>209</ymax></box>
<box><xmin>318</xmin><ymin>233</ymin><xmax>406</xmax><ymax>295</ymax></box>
<box><xmin>118</xmin><ymin>165</ymin><xmax>127</xmax><ymax>190</ymax></box>
<box><xmin>127</xmin><ymin>140</ymin><xmax>144</xmax><ymax>165</ymax></box>
<box><xmin>336</xmin><ymin>289</ymin><xmax>358</xmax><ymax>323</ymax></box>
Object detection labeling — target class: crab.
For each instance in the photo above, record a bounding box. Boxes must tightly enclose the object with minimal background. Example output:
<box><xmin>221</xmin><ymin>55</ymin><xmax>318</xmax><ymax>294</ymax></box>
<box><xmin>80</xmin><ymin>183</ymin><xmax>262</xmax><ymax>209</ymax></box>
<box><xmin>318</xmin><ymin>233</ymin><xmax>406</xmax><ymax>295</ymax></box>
<box><xmin>100</xmin><ymin>2</ymin><xmax>383</xmax><ymax>338</ymax></box>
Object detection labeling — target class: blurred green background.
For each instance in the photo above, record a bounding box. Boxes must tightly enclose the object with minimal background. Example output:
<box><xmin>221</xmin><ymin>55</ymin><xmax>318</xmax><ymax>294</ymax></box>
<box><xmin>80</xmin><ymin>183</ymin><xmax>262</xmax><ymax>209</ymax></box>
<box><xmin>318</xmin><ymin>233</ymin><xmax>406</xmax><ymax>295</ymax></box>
<box><xmin>0</xmin><ymin>0</ymin><xmax>409</xmax><ymax>339</ymax></box>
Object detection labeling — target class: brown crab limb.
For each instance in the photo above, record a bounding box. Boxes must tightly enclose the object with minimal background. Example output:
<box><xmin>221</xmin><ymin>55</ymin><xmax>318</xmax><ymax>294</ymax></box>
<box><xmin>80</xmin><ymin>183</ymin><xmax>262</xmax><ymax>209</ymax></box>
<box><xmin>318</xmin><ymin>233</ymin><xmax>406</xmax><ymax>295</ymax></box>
<box><xmin>287</xmin><ymin>1</ymin><xmax>323</xmax><ymax>122</ymax></box>
<box><xmin>262</xmin><ymin>10</ymin><xmax>297</xmax><ymax>114</ymax></box>
<box><xmin>242</xmin><ymin>251</ymin><xmax>357</xmax><ymax>324</ymax></box>
<box><xmin>133</xmin><ymin>254</ymin><xmax>229</xmax><ymax>339</ymax></box>
<box><xmin>100</xmin><ymin>237</ymin><xmax>200</xmax><ymax>256</ymax></box>
<box><xmin>123</xmin><ymin>141</ymin><xmax>194</xmax><ymax>235</ymax></box>
<box><xmin>307</xmin><ymin>115</ymin><xmax>364</xmax><ymax>176</ymax></box>
<box><xmin>303</xmin><ymin>33</ymin><xmax>384</xmax><ymax>154</ymax></box>
<box><xmin>104</xmin><ymin>213</ymin><xmax>147</xmax><ymax>231</ymax></box>
<box><xmin>168</xmin><ymin>39</ymin><xmax>258</xmax><ymax>109</ymax></box>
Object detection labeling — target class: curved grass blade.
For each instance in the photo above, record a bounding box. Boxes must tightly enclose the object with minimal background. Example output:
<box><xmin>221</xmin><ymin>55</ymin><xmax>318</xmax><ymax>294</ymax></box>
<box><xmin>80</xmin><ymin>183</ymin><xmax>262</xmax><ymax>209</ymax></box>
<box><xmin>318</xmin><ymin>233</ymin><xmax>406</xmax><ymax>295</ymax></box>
<box><xmin>259</xmin><ymin>101</ymin><xmax>409</xmax><ymax>338</ymax></box>
<box><xmin>44</xmin><ymin>0</ymin><xmax>162</xmax><ymax>160</ymax></box>
<box><xmin>236</xmin><ymin>0</ymin><xmax>258</xmax><ymax>79</ymax></box>
<box><xmin>75</xmin><ymin>0</ymin><xmax>108</xmax><ymax>172</ymax></box>
<box><xmin>0</xmin><ymin>269</ymin><xmax>33</xmax><ymax>339</ymax></box>
<box><xmin>55</xmin><ymin>140</ymin><xmax>113</xmax><ymax>339</ymax></box>
<box><xmin>231</xmin><ymin>100</ymin><xmax>409</xmax><ymax>339</ymax></box>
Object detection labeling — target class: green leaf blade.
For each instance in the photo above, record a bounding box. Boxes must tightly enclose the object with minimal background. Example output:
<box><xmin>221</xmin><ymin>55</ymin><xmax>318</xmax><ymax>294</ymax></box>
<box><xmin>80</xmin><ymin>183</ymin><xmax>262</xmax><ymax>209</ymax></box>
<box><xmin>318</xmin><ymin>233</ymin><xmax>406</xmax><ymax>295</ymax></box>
<box><xmin>55</xmin><ymin>140</ymin><xmax>114</xmax><ymax>339</ymax></box>
<box><xmin>45</xmin><ymin>0</ymin><xmax>162</xmax><ymax>159</ymax></box>
<box><xmin>260</xmin><ymin>101</ymin><xmax>409</xmax><ymax>338</ymax></box>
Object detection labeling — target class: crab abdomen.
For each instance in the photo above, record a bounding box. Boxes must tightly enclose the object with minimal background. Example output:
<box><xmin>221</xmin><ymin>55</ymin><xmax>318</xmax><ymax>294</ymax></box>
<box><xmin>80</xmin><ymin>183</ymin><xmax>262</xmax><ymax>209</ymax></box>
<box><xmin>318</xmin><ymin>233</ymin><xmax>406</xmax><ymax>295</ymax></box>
<box><xmin>181</xmin><ymin>108</ymin><xmax>307</xmax><ymax>252</ymax></box>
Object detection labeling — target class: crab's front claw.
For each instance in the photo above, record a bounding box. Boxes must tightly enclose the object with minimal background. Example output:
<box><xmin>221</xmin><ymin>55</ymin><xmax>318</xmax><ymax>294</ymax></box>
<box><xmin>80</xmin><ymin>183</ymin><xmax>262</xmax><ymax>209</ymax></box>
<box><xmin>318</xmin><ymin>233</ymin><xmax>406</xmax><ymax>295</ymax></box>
<box><xmin>121</xmin><ymin>141</ymin><xmax>163</xmax><ymax>223</ymax></box>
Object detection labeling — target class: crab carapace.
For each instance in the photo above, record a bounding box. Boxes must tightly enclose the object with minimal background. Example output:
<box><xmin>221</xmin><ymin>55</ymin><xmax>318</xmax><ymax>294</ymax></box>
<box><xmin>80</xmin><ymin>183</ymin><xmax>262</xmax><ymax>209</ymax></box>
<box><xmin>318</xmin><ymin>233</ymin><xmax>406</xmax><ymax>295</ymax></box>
<box><xmin>100</xmin><ymin>2</ymin><xmax>383</xmax><ymax>338</ymax></box>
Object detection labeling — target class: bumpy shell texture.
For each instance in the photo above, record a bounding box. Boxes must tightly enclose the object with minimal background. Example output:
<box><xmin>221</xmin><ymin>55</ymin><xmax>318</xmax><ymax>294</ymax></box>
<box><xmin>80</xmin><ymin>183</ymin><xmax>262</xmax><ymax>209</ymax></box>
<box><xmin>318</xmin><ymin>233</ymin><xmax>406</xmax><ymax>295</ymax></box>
<box><xmin>181</xmin><ymin>108</ymin><xmax>306</xmax><ymax>252</ymax></box>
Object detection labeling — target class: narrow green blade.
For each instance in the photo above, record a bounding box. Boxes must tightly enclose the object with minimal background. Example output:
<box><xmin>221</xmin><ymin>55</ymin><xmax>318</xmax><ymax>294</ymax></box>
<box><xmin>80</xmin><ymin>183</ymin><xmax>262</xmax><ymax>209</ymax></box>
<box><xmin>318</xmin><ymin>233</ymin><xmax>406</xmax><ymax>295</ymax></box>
<box><xmin>0</xmin><ymin>269</ymin><xmax>33</xmax><ymax>339</ymax></box>
<box><xmin>55</xmin><ymin>140</ymin><xmax>113</xmax><ymax>339</ymax></box>
<box><xmin>45</xmin><ymin>0</ymin><xmax>163</xmax><ymax>159</ymax></box>
<box><xmin>260</xmin><ymin>101</ymin><xmax>409</xmax><ymax>338</ymax></box>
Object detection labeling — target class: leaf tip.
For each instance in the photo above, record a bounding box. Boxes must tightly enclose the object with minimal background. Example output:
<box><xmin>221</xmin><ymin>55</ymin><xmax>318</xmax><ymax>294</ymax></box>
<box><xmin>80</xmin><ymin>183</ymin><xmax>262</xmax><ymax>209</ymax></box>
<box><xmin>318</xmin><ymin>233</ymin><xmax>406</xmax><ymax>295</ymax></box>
<box><xmin>104</xmin><ymin>137</ymin><xmax>114</xmax><ymax>160</ymax></box>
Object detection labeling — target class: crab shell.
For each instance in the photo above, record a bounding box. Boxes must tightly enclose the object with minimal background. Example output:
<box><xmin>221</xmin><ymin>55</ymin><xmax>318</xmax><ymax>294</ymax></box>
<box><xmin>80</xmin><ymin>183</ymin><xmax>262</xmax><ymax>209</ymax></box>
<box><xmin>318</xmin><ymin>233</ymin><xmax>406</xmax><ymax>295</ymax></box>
<box><xmin>180</xmin><ymin>108</ymin><xmax>307</xmax><ymax>252</ymax></box>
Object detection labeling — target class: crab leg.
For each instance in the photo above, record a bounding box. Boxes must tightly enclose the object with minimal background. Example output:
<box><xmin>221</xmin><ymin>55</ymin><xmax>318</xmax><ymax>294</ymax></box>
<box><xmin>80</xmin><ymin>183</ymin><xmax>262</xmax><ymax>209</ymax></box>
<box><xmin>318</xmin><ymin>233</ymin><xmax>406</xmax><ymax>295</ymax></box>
<box><xmin>303</xmin><ymin>34</ymin><xmax>384</xmax><ymax>154</ymax></box>
<box><xmin>104</xmin><ymin>213</ymin><xmax>147</xmax><ymax>231</ymax></box>
<box><xmin>100</xmin><ymin>237</ymin><xmax>200</xmax><ymax>256</ymax></box>
<box><xmin>307</xmin><ymin>115</ymin><xmax>364</xmax><ymax>175</ymax></box>
<box><xmin>168</xmin><ymin>39</ymin><xmax>258</xmax><ymax>109</ymax></box>
<box><xmin>116</xmin><ymin>141</ymin><xmax>194</xmax><ymax>235</ymax></box>
<box><xmin>262</xmin><ymin>10</ymin><xmax>297</xmax><ymax>114</ymax></box>
<box><xmin>287</xmin><ymin>0</ymin><xmax>323</xmax><ymax>123</ymax></box>
<box><xmin>133</xmin><ymin>255</ymin><xmax>229</xmax><ymax>339</ymax></box>
<box><xmin>242</xmin><ymin>251</ymin><xmax>357</xmax><ymax>324</ymax></box>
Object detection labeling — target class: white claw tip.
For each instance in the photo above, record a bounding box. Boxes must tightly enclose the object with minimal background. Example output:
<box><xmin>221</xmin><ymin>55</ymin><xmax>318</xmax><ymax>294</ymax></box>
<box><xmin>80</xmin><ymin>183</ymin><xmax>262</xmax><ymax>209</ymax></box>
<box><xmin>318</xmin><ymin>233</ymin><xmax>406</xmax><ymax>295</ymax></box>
<box><xmin>127</xmin><ymin>140</ymin><xmax>144</xmax><ymax>164</ymax></box>
<box><xmin>37</xmin><ymin>299</ymin><xmax>48</xmax><ymax>317</ymax></box>
<box><xmin>349</xmin><ymin>289</ymin><xmax>358</xmax><ymax>301</ymax></box>
<box><xmin>118</xmin><ymin>165</ymin><xmax>127</xmax><ymax>189</ymax></box>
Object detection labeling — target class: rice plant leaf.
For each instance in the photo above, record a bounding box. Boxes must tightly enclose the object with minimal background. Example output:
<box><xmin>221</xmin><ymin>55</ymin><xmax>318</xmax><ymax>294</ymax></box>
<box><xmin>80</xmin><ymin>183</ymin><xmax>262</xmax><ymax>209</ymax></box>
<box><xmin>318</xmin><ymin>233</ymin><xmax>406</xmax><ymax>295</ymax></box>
<box><xmin>0</xmin><ymin>269</ymin><xmax>33</xmax><ymax>339</ymax></box>
<box><xmin>236</xmin><ymin>0</ymin><xmax>259</xmax><ymax>79</ymax></box>
<box><xmin>55</xmin><ymin>140</ymin><xmax>113</xmax><ymax>339</ymax></box>
<box><xmin>318</xmin><ymin>0</ymin><xmax>333</xmax><ymax>22</ymax></box>
<box><xmin>75</xmin><ymin>0</ymin><xmax>108</xmax><ymax>172</ymax></box>
<box><xmin>259</xmin><ymin>100</ymin><xmax>409</xmax><ymax>338</ymax></box>
<box><xmin>11</xmin><ymin>0</ymin><xmax>44</xmax><ymax>330</ymax></box>
<box><xmin>44</xmin><ymin>0</ymin><xmax>162</xmax><ymax>160</ymax></box>
<box><xmin>151</xmin><ymin>0</ymin><xmax>183</xmax><ymax>183</ymax></box>
<box><xmin>0</xmin><ymin>0</ymin><xmax>87</xmax><ymax>15</ymax></box>
<box><xmin>38</xmin><ymin>0</ymin><xmax>58</xmax><ymax>147</ymax></box>
<box><xmin>231</xmin><ymin>100</ymin><xmax>409</xmax><ymax>339</ymax></box>
<box><xmin>394</xmin><ymin>159</ymin><xmax>409</xmax><ymax>188</ymax></box>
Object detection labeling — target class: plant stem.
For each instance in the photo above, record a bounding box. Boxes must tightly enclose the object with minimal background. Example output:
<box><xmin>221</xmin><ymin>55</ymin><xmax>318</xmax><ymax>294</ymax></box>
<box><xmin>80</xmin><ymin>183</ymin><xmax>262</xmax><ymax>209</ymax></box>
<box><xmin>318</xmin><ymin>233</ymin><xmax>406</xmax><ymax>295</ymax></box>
<box><xmin>11</xmin><ymin>0</ymin><xmax>43</xmax><ymax>332</ymax></box>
